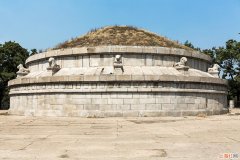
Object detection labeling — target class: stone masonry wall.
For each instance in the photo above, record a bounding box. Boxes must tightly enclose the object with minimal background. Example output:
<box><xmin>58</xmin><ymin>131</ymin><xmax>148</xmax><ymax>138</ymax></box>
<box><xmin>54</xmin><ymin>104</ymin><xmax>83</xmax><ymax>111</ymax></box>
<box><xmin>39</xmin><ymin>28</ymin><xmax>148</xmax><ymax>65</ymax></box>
<box><xmin>28</xmin><ymin>54</ymin><xmax>210</xmax><ymax>73</ymax></box>
<box><xmin>9</xmin><ymin>82</ymin><xmax>228</xmax><ymax>117</ymax></box>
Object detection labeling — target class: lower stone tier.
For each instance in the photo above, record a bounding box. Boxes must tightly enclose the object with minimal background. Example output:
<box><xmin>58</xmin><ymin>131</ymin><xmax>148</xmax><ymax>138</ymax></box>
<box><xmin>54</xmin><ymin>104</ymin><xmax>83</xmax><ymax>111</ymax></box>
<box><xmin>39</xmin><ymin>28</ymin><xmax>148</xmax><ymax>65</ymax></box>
<box><xmin>9</xmin><ymin>92</ymin><xmax>228</xmax><ymax>117</ymax></box>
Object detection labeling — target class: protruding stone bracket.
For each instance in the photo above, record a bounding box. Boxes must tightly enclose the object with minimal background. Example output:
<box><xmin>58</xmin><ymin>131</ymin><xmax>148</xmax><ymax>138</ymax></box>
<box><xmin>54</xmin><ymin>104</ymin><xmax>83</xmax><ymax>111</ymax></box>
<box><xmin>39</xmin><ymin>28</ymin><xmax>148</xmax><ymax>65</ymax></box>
<box><xmin>47</xmin><ymin>57</ymin><xmax>60</xmax><ymax>75</ymax></box>
<box><xmin>16</xmin><ymin>64</ymin><xmax>30</xmax><ymax>78</ymax></box>
<box><xmin>174</xmin><ymin>57</ymin><xmax>189</xmax><ymax>75</ymax></box>
<box><xmin>208</xmin><ymin>64</ymin><xmax>220</xmax><ymax>78</ymax></box>
<box><xmin>113</xmin><ymin>55</ymin><xmax>124</xmax><ymax>73</ymax></box>
<box><xmin>175</xmin><ymin>66</ymin><xmax>190</xmax><ymax>75</ymax></box>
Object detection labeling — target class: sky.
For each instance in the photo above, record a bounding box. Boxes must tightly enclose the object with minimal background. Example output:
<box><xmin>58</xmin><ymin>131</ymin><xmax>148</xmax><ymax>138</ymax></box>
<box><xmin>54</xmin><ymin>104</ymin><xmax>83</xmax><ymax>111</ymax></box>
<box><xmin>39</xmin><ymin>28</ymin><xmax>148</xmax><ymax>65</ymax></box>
<box><xmin>0</xmin><ymin>0</ymin><xmax>240</xmax><ymax>51</ymax></box>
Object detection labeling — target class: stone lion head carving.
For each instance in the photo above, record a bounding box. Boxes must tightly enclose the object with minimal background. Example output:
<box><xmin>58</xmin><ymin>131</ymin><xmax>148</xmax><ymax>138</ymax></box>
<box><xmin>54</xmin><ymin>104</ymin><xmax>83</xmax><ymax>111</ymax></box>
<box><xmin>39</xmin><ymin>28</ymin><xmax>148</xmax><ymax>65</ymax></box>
<box><xmin>48</xmin><ymin>57</ymin><xmax>56</xmax><ymax>67</ymax></box>
<box><xmin>208</xmin><ymin>64</ymin><xmax>220</xmax><ymax>72</ymax></box>
<box><xmin>17</xmin><ymin>64</ymin><xmax>29</xmax><ymax>73</ymax></box>
<box><xmin>174</xmin><ymin>57</ymin><xmax>188</xmax><ymax>67</ymax></box>
<box><xmin>180</xmin><ymin>57</ymin><xmax>187</xmax><ymax>65</ymax></box>
<box><xmin>213</xmin><ymin>64</ymin><xmax>220</xmax><ymax>70</ymax></box>
<box><xmin>115</xmin><ymin>55</ymin><xmax>122</xmax><ymax>63</ymax></box>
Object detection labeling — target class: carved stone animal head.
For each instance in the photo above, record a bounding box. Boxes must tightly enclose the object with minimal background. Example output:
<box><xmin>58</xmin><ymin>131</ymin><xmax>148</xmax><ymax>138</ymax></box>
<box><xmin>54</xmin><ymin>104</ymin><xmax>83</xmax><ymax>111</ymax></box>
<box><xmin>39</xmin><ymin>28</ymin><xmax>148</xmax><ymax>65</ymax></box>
<box><xmin>115</xmin><ymin>55</ymin><xmax>122</xmax><ymax>63</ymax></box>
<box><xmin>213</xmin><ymin>64</ymin><xmax>220</xmax><ymax>70</ymax></box>
<box><xmin>180</xmin><ymin>57</ymin><xmax>187</xmax><ymax>65</ymax></box>
<box><xmin>17</xmin><ymin>64</ymin><xmax>23</xmax><ymax>70</ymax></box>
<box><xmin>48</xmin><ymin>57</ymin><xmax>56</xmax><ymax>67</ymax></box>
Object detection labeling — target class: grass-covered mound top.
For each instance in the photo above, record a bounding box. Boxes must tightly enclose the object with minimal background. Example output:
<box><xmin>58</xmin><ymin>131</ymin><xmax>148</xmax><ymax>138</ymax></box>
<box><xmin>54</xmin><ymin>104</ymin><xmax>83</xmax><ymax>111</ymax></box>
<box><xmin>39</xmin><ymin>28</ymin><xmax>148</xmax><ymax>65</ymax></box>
<box><xmin>54</xmin><ymin>26</ymin><xmax>192</xmax><ymax>50</ymax></box>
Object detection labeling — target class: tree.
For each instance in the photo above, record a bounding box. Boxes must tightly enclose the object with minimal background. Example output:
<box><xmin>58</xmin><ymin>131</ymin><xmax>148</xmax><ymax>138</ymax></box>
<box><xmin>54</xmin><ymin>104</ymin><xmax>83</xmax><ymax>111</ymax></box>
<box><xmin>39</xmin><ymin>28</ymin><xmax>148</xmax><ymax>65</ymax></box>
<box><xmin>213</xmin><ymin>40</ymin><xmax>240</xmax><ymax>101</ymax></box>
<box><xmin>184</xmin><ymin>40</ymin><xmax>201</xmax><ymax>51</ymax></box>
<box><xmin>0</xmin><ymin>41</ymin><xmax>29</xmax><ymax>109</ymax></box>
<box><xmin>30</xmin><ymin>49</ymin><xmax>38</xmax><ymax>55</ymax></box>
<box><xmin>184</xmin><ymin>40</ymin><xmax>240</xmax><ymax>101</ymax></box>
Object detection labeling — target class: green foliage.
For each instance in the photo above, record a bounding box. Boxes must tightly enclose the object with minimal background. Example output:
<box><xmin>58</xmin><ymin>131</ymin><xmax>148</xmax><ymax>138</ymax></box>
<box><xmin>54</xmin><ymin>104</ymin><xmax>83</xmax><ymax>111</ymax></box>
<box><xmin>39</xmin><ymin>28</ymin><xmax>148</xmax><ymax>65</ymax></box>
<box><xmin>0</xmin><ymin>41</ymin><xmax>29</xmax><ymax>109</ymax></box>
<box><xmin>30</xmin><ymin>49</ymin><xmax>38</xmax><ymax>55</ymax></box>
<box><xmin>184</xmin><ymin>40</ymin><xmax>240</xmax><ymax>101</ymax></box>
<box><xmin>213</xmin><ymin>40</ymin><xmax>240</xmax><ymax>100</ymax></box>
<box><xmin>184</xmin><ymin>40</ymin><xmax>201</xmax><ymax>51</ymax></box>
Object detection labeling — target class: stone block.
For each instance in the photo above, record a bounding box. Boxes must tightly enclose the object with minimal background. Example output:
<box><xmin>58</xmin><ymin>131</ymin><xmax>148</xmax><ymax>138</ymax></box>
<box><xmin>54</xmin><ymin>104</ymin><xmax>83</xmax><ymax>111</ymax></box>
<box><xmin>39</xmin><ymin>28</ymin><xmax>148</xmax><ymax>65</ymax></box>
<box><xmin>108</xmin><ymin>99</ymin><xmax>124</xmax><ymax>105</ymax></box>
<box><xmin>82</xmin><ymin>55</ymin><xmax>90</xmax><ymax>67</ymax></box>
<box><xmin>72</xmin><ymin>98</ymin><xmax>91</xmax><ymax>105</ymax></box>
<box><xmin>104</xmin><ymin>111</ymin><xmax>123</xmax><ymax>117</ymax></box>
<box><xmin>72</xmin><ymin>47</ymin><xmax>87</xmax><ymax>55</ymax></box>
<box><xmin>162</xmin><ymin>104</ymin><xmax>174</xmax><ymax>110</ymax></box>
<box><xmin>122</xmin><ymin>111</ymin><xmax>139</xmax><ymax>117</ymax></box>
<box><xmin>127</xmin><ymin>88</ymin><xmax>138</xmax><ymax>92</ymax></box>
<box><xmin>132</xmin><ymin>75</ymin><xmax>145</xmax><ymax>81</ymax></box>
<box><xmin>139</xmin><ymin>111</ymin><xmax>168</xmax><ymax>117</ymax></box>
<box><xmin>57</xmin><ymin>48</ymin><xmax>73</xmax><ymax>56</ymax></box>
<box><xmin>118</xmin><ymin>104</ymin><xmax>131</xmax><ymax>110</ymax></box>
<box><xmin>99</xmin><ymin>75</ymin><xmax>115</xmax><ymax>81</ymax></box>
<box><xmin>186</xmin><ymin>104</ymin><xmax>198</xmax><ymax>110</ymax></box>
<box><xmin>156</xmin><ymin>97</ymin><xmax>171</xmax><ymax>104</ymax></box>
<box><xmin>123</xmin><ymin>99</ymin><xmax>140</xmax><ymax>104</ymax></box>
<box><xmin>124</xmin><ymin>54</ymin><xmax>144</xmax><ymax>66</ymax></box>
<box><xmin>91</xmin><ymin>98</ymin><xmax>108</xmax><ymax>105</ymax></box>
<box><xmin>117</xmin><ymin>93</ymin><xmax>132</xmax><ymax>99</ymax></box>
<box><xmin>68</xmin><ymin>76</ymin><xmax>84</xmax><ymax>82</ymax></box>
<box><xmin>99</xmin><ymin>105</ymin><xmax>112</xmax><ymax>111</ymax></box>
<box><xmin>115</xmin><ymin>75</ymin><xmax>131</xmax><ymax>81</ymax></box>
<box><xmin>180</xmin><ymin>110</ymin><xmax>197</xmax><ymax>116</ymax></box>
<box><xmin>174</xmin><ymin>104</ymin><xmax>187</xmax><ymax>110</ymax></box>
<box><xmin>138</xmin><ymin>93</ymin><xmax>148</xmax><ymax>98</ymax></box>
<box><xmin>198</xmin><ymin>104</ymin><xmax>207</xmax><ymax>109</ymax></box>
<box><xmin>142</xmin><ymin>47</ymin><xmax>158</xmax><ymax>53</ymax></box>
<box><xmin>63</xmin><ymin>57</ymin><xmax>76</xmax><ymax>68</ymax></box>
<box><xmin>84</xmin><ymin>104</ymin><xmax>100</xmax><ymax>110</ymax></box>
<box><xmin>71</xmin><ymin>94</ymin><xmax>86</xmax><ymax>99</ymax></box>
<box><xmin>84</xmin><ymin>75</ymin><xmax>99</xmax><ymax>81</ymax></box>
<box><xmin>131</xmin><ymin>104</ymin><xmax>145</xmax><ymax>110</ymax></box>
<box><xmin>86</xmin><ymin>93</ymin><xmax>101</xmax><ymax>98</ymax></box>
<box><xmin>126</xmin><ymin>46</ymin><xmax>143</xmax><ymax>53</ymax></box>
<box><xmin>145</xmin><ymin>104</ymin><xmax>161</xmax><ymax>110</ymax></box>
<box><xmin>132</xmin><ymin>93</ymin><xmax>140</xmax><ymax>98</ymax></box>
<box><xmin>139</xmin><ymin>98</ymin><xmax>155</xmax><ymax>104</ymax></box>
<box><xmin>90</xmin><ymin>55</ymin><xmax>100</xmax><ymax>67</ymax></box>
<box><xmin>144</xmin><ymin>75</ymin><xmax>159</xmax><ymax>81</ymax></box>
<box><xmin>99</xmin><ymin>54</ymin><xmax>113</xmax><ymax>66</ymax></box>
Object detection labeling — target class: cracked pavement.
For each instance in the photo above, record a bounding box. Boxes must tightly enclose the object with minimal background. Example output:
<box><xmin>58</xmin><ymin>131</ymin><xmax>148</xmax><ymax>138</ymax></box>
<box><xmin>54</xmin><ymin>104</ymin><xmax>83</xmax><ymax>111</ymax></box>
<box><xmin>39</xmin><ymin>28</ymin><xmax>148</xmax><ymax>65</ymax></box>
<box><xmin>0</xmin><ymin>115</ymin><xmax>240</xmax><ymax>160</ymax></box>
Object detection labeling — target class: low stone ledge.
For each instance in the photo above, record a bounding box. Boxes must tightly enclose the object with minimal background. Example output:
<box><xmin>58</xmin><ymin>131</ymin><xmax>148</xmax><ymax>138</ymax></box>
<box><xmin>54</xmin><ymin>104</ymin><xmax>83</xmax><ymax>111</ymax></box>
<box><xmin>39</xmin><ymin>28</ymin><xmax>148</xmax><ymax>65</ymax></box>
<box><xmin>8</xmin><ymin>109</ymin><xmax>228</xmax><ymax>117</ymax></box>
<box><xmin>8</xmin><ymin>75</ymin><xmax>228</xmax><ymax>87</ymax></box>
<box><xmin>9</xmin><ymin>88</ymin><xmax>227</xmax><ymax>95</ymax></box>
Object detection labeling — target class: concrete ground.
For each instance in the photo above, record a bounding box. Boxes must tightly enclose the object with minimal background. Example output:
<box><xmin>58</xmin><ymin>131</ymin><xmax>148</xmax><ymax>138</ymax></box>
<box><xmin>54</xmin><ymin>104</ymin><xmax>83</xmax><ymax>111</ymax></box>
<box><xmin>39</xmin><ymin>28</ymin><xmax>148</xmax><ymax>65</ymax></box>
<box><xmin>0</xmin><ymin>112</ymin><xmax>240</xmax><ymax>160</ymax></box>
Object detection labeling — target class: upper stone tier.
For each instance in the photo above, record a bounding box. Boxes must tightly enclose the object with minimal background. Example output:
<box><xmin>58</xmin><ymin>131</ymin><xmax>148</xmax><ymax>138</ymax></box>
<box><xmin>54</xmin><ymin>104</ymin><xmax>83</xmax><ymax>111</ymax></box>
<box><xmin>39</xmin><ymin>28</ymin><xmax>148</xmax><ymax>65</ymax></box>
<box><xmin>54</xmin><ymin>26</ymin><xmax>193</xmax><ymax>50</ymax></box>
<box><xmin>24</xmin><ymin>26</ymin><xmax>212</xmax><ymax>75</ymax></box>
<box><xmin>25</xmin><ymin>46</ymin><xmax>211</xmax><ymax>73</ymax></box>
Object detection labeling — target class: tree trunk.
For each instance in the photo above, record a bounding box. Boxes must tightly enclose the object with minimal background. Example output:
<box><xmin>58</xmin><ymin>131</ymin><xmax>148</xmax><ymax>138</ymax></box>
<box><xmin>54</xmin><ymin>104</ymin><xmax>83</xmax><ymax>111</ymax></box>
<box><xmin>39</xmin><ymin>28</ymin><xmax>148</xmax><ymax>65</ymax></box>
<box><xmin>237</xmin><ymin>91</ymin><xmax>240</xmax><ymax>101</ymax></box>
<box><xmin>0</xmin><ymin>93</ymin><xmax>3</xmax><ymax>110</ymax></box>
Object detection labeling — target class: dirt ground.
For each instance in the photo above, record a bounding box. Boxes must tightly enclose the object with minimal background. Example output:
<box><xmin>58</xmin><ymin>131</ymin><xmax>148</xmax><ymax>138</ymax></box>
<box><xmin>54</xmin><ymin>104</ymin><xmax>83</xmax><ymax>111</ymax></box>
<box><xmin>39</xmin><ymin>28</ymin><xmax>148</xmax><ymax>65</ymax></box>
<box><xmin>0</xmin><ymin>110</ymin><xmax>240</xmax><ymax>160</ymax></box>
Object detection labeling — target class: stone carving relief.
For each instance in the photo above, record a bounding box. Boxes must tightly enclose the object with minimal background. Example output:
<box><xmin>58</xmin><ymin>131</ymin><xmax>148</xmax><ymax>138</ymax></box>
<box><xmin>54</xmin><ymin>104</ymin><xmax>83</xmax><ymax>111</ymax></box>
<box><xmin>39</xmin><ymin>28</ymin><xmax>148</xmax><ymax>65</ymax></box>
<box><xmin>173</xmin><ymin>57</ymin><xmax>189</xmax><ymax>74</ymax></box>
<box><xmin>208</xmin><ymin>64</ymin><xmax>220</xmax><ymax>78</ymax></box>
<box><xmin>47</xmin><ymin>57</ymin><xmax>60</xmax><ymax>74</ymax></box>
<box><xmin>16</xmin><ymin>64</ymin><xmax>30</xmax><ymax>78</ymax></box>
<box><xmin>113</xmin><ymin>55</ymin><xmax>124</xmax><ymax>73</ymax></box>
<box><xmin>208</xmin><ymin>64</ymin><xmax>220</xmax><ymax>72</ymax></box>
<box><xmin>174</xmin><ymin>57</ymin><xmax>188</xmax><ymax>67</ymax></box>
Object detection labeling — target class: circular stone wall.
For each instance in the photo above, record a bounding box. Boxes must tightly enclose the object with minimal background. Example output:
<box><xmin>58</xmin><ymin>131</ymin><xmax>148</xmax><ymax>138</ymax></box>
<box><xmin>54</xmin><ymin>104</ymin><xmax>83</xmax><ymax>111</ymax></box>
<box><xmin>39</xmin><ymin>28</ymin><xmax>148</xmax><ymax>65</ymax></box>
<box><xmin>8</xmin><ymin>46</ymin><xmax>228</xmax><ymax>117</ymax></box>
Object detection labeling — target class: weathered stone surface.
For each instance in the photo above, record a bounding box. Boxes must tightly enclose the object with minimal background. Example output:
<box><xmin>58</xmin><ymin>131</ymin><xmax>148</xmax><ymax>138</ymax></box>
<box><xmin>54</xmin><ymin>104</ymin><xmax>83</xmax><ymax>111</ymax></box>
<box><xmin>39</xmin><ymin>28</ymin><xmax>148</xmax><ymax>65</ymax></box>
<box><xmin>9</xmin><ymin>45</ymin><xmax>227</xmax><ymax>117</ymax></box>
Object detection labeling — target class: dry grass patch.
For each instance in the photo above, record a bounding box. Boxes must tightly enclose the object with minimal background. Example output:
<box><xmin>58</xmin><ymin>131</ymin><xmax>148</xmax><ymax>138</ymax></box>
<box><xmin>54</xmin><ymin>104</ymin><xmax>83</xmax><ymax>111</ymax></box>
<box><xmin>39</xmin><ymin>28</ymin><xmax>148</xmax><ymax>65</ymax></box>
<box><xmin>54</xmin><ymin>26</ymin><xmax>193</xmax><ymax>51</ymax></box>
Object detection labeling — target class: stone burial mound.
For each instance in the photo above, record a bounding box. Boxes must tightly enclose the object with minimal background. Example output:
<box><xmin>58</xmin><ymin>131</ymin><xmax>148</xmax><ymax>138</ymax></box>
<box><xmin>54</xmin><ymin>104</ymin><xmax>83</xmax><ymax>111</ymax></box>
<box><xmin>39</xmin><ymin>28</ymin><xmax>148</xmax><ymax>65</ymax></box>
<box><xmin>8</xmin><ymin>26</ymin><xmax>228</xmax><ymax>117</ymax></box>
